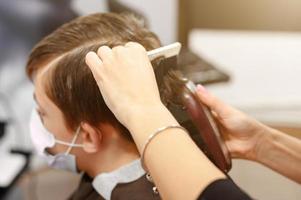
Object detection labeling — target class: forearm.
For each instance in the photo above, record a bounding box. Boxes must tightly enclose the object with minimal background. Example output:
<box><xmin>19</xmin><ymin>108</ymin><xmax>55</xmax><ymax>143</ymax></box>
<box><xmin>255</xmin><ymin>126</ymin><xmax>301</xmax><ymax>183</ymax></box>
<box><xmin>128</xmin><ymin>105</ymin><xmax>226</xmax><ymax>200</ymax></box>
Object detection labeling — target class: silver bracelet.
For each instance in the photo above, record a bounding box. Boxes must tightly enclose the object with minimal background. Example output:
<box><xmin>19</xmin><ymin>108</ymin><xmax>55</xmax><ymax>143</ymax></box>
<box><xmin>141</xmin><ymin>125</ymin><xmax>188</xmax><ymax>172</ymax></box>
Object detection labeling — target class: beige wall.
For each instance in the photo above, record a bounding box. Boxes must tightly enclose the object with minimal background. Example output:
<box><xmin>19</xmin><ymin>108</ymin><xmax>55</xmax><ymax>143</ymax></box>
<box><xmin>179</xmin><ymin>0</ymin><xmax>301</xmax><ymax>44</ymax></box>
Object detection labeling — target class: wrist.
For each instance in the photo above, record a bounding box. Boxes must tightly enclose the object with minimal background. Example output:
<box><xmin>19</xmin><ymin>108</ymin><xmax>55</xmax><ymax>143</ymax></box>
<box><xmin>252</xmin><ymin>124</ymin><xmax>277</xmax><ymax>162</ymax></box>
<box><xmin>126</xmin><ymin>103</ymin><xmax>179</xmax><ymax>152</ymax></box>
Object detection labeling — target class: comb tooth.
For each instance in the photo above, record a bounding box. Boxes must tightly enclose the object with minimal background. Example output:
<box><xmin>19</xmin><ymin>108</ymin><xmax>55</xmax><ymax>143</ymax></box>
<box><xmin>149</xmin><ymin>42</ymin><xmax>182</xmax><ymax>89</ymax></box>
<box><xmin>151</xmin><ymin>51</ymin><xmax>188</xmax><ymax>106</ymax></box>
<box><xmin>153</xmin><ymin>55</ymin><xmax>178</xmax><ymax>90</ymax></box>
<box><xmin>160</xmin><ymin>69</ymin><xmax>188</xmax><ymax>106</ymax></box>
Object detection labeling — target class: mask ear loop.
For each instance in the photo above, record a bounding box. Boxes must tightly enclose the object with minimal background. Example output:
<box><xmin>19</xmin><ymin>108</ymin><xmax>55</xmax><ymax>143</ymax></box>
<box><xmin>64</xmin><ymin>126</ymin><xmax>82</xmax><ymax>155</ymax></box>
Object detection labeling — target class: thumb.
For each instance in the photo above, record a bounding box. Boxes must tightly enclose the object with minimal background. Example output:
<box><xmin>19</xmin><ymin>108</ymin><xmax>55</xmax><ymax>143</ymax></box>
<box><xmin>195</xmin><ymin>84</ymin><xmax>232</xmax><ymax>118</ymax></box>
<box><xmin>224</xmin><ymin>140</ymin><xmax>240</xmax><ymax>158</ymax></box>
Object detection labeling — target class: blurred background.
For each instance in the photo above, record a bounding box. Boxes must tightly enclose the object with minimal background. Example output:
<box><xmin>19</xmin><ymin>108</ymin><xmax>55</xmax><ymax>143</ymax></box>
<box><xmin>0</xmin><ymin>0</ymin><xmax>300</xmax><ymax>199</ymax></box>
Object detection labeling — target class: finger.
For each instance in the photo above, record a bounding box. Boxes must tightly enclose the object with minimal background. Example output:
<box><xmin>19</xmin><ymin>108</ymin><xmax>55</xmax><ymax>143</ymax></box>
<box><xmin>125</xmin><ymin>41</ymin><xmax>145</xmax><ymax>50</ymax></box>
<box><xmin>112</xmin><ymin>45</ymin><xmax>126</xmax><ymax>56</ymax></box>
<box><xmin>85</xmin><ymin>51</ymin><xmax>103</xmax><ymax>80</ymax></box>
<box><xmin>97</xmin><ymin>45</ymin><xmax>113</xmax><ymax>61</ymax></box>
<box><xmin>125</xmin><ymin>42</ymin><xmax>149</xmax><ymax>63</ymax></box>
<box><xmin>195</xmin><ymin>84</ymin><xmax>232</xmax><ymax>117</ymax></box>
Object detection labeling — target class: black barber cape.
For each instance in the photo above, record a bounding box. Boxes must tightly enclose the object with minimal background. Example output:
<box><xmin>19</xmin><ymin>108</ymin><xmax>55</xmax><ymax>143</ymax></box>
<box><xmin>69</xmin><ymin>174</ymin><xmax>250</xmax><ymax>200</ymax></box>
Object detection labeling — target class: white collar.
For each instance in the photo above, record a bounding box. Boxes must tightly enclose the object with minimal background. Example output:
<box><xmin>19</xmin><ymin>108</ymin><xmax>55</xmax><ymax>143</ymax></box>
<box><xmin>92</xmin><ymin>159</ymin><xmax>145</xmax><ymax>200</ymax></box>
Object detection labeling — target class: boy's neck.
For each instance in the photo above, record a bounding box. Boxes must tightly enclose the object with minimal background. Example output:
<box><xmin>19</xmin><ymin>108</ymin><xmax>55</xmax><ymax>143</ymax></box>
<box><xmin>84</xmin><ymin>136</ymin><xmax>140</xmax><ymax>178</ymax></box>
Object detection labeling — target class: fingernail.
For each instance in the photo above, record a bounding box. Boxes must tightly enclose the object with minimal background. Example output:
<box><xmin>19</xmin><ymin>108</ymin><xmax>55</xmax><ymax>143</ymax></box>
<box><xmin>196</xmin><ymin>84</ymin><xmax>208</xmax><ymax>94</ymax></box>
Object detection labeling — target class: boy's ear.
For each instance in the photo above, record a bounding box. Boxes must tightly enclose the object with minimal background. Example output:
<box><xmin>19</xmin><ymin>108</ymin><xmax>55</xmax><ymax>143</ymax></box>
<box><xmin>80</xmin><ymin>122</ymin><xmax>102</xmax><ymax>153</ymax></box>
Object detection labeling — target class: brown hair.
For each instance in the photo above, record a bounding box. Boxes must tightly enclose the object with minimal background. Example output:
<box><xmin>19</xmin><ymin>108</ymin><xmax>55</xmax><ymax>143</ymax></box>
<box><xmin>26</xmin><ymin>12</ymin><xmax>161</xmax><ymax>79</ymax></box>
<box><xmin>26</xmin><ymin>13</ymin><xmax>161</xmax><ymax>140</ymax></box>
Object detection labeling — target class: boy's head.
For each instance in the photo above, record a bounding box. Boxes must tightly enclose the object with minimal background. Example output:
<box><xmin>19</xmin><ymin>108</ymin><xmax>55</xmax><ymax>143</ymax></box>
<box><xmin>28</xmin><ymin>13</ymin><xmax>161</xmax><ymax>173</ymax></box>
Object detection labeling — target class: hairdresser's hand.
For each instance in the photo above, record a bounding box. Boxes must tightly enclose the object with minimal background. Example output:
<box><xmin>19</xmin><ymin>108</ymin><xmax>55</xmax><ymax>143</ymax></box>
<box><xmin>85</xmin><ymin>42</ymin><xmax>164</xmax><ymax>127</ymax></box>
<box><xmin>195</xmin><ymin>85</ymin><xmax>268</xmax><ymax>161</ymax></box>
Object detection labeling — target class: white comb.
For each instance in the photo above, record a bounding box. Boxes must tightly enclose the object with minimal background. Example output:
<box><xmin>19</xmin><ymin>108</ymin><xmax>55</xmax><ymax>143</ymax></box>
<box><xmin>147</xmin><ymin>42</ymin><xmax>182</xmax><ymax>61</ymax></box>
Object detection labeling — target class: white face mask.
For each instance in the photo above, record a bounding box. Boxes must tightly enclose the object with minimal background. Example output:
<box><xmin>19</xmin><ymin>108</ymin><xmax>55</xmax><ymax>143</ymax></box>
<box><xmin>29</xmin><ymin>109</ymin><xmax>84</xmax><ymax>173</ymax></box>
